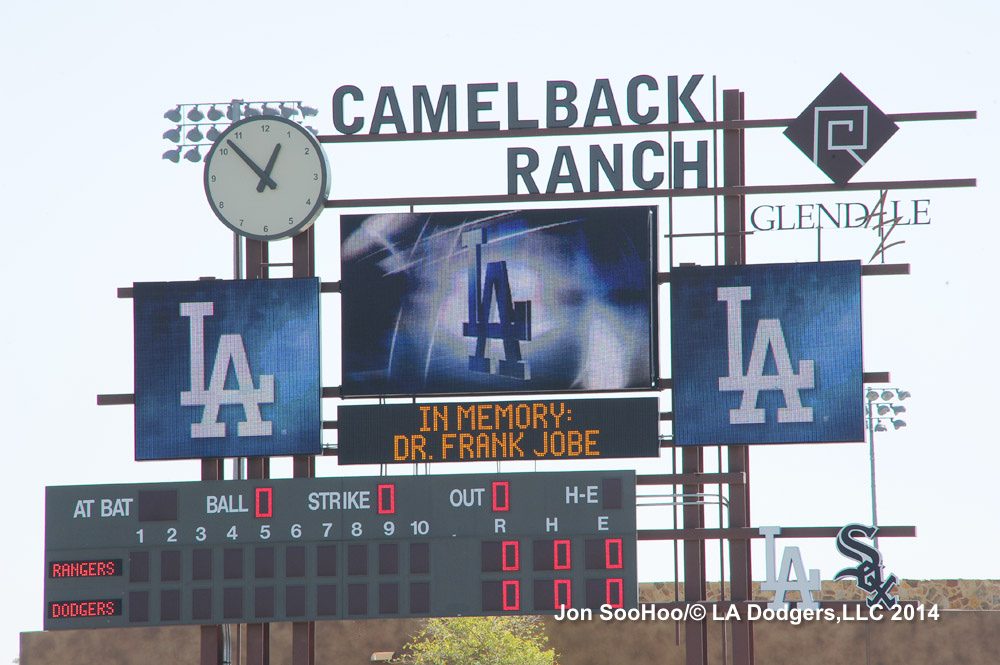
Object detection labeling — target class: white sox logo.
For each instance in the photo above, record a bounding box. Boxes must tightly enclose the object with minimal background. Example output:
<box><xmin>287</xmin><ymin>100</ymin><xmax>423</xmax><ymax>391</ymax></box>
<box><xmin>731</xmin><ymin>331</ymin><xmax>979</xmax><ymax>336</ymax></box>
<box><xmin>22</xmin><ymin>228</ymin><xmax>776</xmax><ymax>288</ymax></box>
<box><xmin>179</xmin><ymin>302</ymin><xmax>274</xmax><ymax>438</ymax></box>
<box><xmin>717</xmin><ymin>286</ymin><xmax>814</xmax><ymax>425</ymax></box>
<box><xmin>835</xmin><ymin>524</ymin><xmax>899</xmax><ymax>609</ymax></box>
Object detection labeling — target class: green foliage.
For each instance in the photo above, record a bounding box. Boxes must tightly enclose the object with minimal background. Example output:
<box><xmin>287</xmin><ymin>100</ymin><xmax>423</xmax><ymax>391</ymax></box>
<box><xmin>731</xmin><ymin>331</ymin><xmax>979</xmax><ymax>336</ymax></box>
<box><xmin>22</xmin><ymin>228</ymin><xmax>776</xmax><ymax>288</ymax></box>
<box><xmin>395</xmin><ymin>616</ymin><xmax>557</xmax><ymax>665</ymax></box>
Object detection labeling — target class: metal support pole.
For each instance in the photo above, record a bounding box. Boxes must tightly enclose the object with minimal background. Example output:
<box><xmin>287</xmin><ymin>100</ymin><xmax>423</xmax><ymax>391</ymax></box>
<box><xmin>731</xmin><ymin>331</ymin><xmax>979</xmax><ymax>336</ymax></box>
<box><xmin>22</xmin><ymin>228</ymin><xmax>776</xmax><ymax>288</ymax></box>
<box><xmin>201</xmin><ymin>625</ymin><xmax>224</xmax><ymax>665</ymax></box>
<box><xmin>682</xmin><ymin>447</ymin><xmax>708</xmax><ymax>665</ymax></box>
<box><xmin>292</xmin><ymin>225</ymin><xmax>317</xmax><ymax>665</ymax></box>
<box><xmin>724</xmin><ymin>88</ymin><xmax>754</xmax><ymax>665</ymax></box>
<box><xmin>246</xmin><ymin>239</ymin><xmax>268</xmax><ymax>280</ymax></box>
<box><xmin>246</xmin><ymin>623</ymin><xmax>269</xmax><ymax>665</ymax></box>
<box><xmin>867</xmin><ymin>398</ymin><xmax>880</xmax><ymax>550</ymax></box>
<box><xmin>244</xmin><ymin>241</ymin><xmax>270</xmax><ymax>665</ymax></box>
<box><xmin>200</xmin><ymin>459</ymin><xmax>224</xmax><ymax>665</ymax></box>
<box><xmin>292</xmin><ymin>622</ymin><xmax>315</xmax><ymax>665</ymax></box>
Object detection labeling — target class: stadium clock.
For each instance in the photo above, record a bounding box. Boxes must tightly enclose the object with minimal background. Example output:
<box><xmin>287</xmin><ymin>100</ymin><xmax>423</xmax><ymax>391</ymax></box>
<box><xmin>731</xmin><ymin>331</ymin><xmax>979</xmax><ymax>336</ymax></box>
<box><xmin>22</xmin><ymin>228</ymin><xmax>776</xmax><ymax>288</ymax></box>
<box><xmin>203</xmin><ymin>115</ymin><xmax>329</xmax><ymax>241</ymax></box>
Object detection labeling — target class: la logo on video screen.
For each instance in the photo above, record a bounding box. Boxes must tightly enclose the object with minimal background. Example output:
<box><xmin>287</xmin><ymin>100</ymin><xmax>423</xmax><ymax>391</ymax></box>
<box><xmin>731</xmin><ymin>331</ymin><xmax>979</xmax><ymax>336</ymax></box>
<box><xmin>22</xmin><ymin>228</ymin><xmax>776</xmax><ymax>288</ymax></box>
<box><xmin>671</xmin><ymin>261</ymin><xmax>863</xmax><ymax>446</ymax></box>
<box><xmin>340</xmin><ymin>206</ymin><xmax>658</xmax><ymax>397</ymax></box>
<box><xmin>132</xmin><ymin>278</ymin><xmax>321</xmax><ymax>460</ymax></box>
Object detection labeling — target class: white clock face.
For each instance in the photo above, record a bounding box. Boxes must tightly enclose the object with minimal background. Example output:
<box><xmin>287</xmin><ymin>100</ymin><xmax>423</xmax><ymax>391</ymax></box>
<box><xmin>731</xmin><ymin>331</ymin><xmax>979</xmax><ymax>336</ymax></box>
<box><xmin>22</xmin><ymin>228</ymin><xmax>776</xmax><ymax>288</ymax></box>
<box><xmin>204</xmin><ymin>115</ymin><xmax>329</xmax><ymax>241</ymax></box>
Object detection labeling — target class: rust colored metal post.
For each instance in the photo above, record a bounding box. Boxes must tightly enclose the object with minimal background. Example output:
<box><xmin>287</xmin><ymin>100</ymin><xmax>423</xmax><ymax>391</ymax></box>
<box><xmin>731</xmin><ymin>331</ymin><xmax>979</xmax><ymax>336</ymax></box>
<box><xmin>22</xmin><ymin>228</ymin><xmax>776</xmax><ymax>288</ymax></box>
<box><xmin>682</xmin><ymin>446</ymin><xmax>708</xmax><ymax>665</ymax></box>
<box><xmin>201</xmin><ymin>458</ymin><xmax>224</xmax><ymax>481</ymax></box>
<box><xmin>246</xmin><ymin>239</ymin><xmax>268</xmax><ymax>280</ymax></box>
<box><xmin>200</xmin><ymin>460</ymin><xmax>224</xmax><ymax>664</ymax></box>
<box><xmin>247</xmin><ymin>456</ymin><xmax>269</xmax><ymax>479</ymax></box>
<box><xmin>292</xmin><ymin>226</ymin><xmax>317</xmax><ymax>665</ymax></box>
<box><xmin>246</xmin><ymin>623</ymin><xmax>270</xmax><ymax>665</ymax></box>
<box><xmin>292</xmin><ymin>225</ymin><xmax>315</xmax><ymax>277</ymax></box>
<box><xmin>201</xmin><ymin>625</ymin><xmax>223</xmax><ymax>665</ymax></box>
<box><xmin>724</xmin><ymin>88</ymin><xmax>754</xmax><ymax>665</ymax></box>
<box><xmin>292</xmin><ymin>622</ymin><xmax>315</xmax><ymax>665</ymax></box>
<box><xmin>245</xmin><ymin>453</ymin><xmax>269</xmax><ymax>665</ymax></box>
<box><xmin>244</xmin><ymin>237</ymin><xmax>271</xmax><ymax>665</ymax></box>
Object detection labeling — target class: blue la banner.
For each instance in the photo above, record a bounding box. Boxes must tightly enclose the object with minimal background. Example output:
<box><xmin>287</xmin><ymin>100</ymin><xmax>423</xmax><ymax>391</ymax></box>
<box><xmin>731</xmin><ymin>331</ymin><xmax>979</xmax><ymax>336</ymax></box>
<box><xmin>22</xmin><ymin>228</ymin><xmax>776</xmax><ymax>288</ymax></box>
<box><xmin>133</xmin><ymin>278</ymin><xmax>321</xmax><ymax>460</ymax></box>
<box><xmin>670</xmin><ymin>261</ymin><xmax>863</xmax><ymax>445</ymax></box>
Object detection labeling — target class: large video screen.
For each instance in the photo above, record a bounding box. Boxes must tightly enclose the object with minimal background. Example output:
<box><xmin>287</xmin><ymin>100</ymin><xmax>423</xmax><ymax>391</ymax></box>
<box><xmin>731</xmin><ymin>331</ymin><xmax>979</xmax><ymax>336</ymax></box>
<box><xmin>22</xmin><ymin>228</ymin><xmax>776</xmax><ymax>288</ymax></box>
<box><xmin>133</xmin><ymin>278</ymin><xmax>321</xmax><ymax>460</ymax></box>
<box><xmin>341</xmin><ymin>207</ymin><xmax>657</xmax><ymax>397</ymax></box>
<box><xmin>670</xmin><ymin>261</ymin><xmax>863</xmax><ymax>445</ymax></box>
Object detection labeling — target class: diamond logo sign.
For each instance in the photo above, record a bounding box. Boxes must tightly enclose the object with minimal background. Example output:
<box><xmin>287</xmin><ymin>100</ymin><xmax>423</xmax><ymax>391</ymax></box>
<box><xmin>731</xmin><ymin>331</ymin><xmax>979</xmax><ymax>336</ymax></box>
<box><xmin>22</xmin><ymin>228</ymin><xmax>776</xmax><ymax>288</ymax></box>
<box><xmin>784</xmin><ymin>74</ymin><xmax>899</xmax><ymax>185</ymax></box>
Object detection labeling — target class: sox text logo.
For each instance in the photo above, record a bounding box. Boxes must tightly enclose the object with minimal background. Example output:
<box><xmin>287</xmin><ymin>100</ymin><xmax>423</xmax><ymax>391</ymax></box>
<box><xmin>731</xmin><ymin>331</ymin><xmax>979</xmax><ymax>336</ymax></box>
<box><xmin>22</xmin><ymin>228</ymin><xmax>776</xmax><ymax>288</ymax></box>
<box><xmin>717</xmin><ymin>286</ymin><xmax>814</xmax><ymax>424</ymax></box>
<box><xmin>179</xmin><ymin>301</ymin><xmax>274</xmax><ymax>438</ymax></box>
<box><xmin>835</xmin><ymin>524</ymin><xmax>899</xmax><ymax>609</ymax></box>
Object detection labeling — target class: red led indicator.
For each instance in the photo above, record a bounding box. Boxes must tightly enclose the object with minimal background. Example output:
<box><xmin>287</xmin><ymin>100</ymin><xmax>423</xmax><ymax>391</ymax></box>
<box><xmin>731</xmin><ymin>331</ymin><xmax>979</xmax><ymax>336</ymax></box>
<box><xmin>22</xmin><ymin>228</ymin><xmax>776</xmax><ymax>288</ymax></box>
<box><xmin>605</xmin><ymin>538</ymin><xmax>623</xmax><ymax>569</ymax></box>
<box><xmin>255</xmin><ymin>487</ymin><xmax>273</xmax><ymax>518</ymax></box>
<box><xmin>554</xmin><ymin>540</ymin><xmax>571</xmax><ymax>570</ymax></box>
<box><xmin>492</xmin><ymin>482</ymin><xmax>510</xmax><ymax>511</ymax></box>
<box><xmin>502</xmin><ymin>580</ymin><xmax>520</xmax><ymax>611</ymax></box>
<box><xmin>606</xmin><ymin>579</ymin><xmax>624</xmax><ymax>608</ymax></box>
<box><xmin>378</xmin><ymin>484</ymin><xmax>396</xmax><ymax>514</ymax></box>
<box><xmin>502</xmin><ymin>541</ymin><xmax>520</xmax><ymax>571</ymax></box>
<box><xmin>555</xmin><ymin>580</ymin><xmax>572</xmax><ymax>609</ymax></box>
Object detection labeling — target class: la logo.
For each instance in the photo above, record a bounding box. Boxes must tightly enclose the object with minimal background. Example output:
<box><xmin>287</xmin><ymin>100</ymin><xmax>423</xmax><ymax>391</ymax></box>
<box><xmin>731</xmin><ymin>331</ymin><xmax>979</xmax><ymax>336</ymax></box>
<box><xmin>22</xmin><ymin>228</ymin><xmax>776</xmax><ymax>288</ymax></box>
<box><xmin>179</xmin><ymin>302</ymin><xmax>274</xmax><ymax>438</ymax></box>
<box><xmin>717</xmin><ymin>286</ymin><xmax>814</xmax><ymax>425</ymax></box>
<box><xmin>760</xmin><ymin>526</ymin><xmax>822</xmax><ymax>610</ymax></box>
<box><xmin>461</xmin><ymin>229</ymin><xmax>531</xmax><ymax>380</ymax></box>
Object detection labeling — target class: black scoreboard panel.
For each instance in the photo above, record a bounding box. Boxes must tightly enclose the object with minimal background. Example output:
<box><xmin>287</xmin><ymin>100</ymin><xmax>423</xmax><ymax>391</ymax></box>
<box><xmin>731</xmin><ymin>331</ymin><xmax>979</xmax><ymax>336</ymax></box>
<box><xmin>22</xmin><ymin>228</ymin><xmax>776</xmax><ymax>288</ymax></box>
<box><xmin>44</xmin><ymin>471</ymin><xmax>636</xmax><ymax>629</ymax></box>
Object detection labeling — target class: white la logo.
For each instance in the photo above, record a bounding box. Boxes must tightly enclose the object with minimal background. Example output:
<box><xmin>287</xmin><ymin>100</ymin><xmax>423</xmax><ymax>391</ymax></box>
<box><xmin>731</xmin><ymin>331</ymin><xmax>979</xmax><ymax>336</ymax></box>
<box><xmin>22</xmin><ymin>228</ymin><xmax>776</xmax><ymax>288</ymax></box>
<box><xmin>717</xmin><ymin>286</ymin><xmax>814</xmax><ymax>425</ymax></box>
<box><xmin>179</xmin><ymin>302</ymin><xmax>274</xmax><ymax>438</ymax></box>
<box><xmin>759</xmin><ymin>526</ymin><xmax>822</xmax><ymax>610</ymax></box>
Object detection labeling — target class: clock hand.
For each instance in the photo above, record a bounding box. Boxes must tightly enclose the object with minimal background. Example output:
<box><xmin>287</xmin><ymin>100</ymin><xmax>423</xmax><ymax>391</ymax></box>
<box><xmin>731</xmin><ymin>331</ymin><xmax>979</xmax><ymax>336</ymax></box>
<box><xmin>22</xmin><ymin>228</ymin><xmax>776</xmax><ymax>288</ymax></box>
<box><xmin>226</xmin><ymin>139</ymin><xmax>278</xmax><ymax>190</ymax></box>
<box><xmin>256</xmin><ymin>143</ymin><xmax>281</xmax><ymax>193</ymax></box>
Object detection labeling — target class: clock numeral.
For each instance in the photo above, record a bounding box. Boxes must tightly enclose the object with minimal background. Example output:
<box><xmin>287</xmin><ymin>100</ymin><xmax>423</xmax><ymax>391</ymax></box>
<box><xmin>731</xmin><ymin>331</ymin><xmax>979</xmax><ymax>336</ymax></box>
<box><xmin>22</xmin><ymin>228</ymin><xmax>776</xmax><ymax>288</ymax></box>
<box><xmin>304</xmin><ymin>147</ymin><xmax>310</xmax><ymax>155</ymax></box>
<box><xmin>233</xmin><ymin>131</ymin><xmax>243</xmax><ymax>139</ymax></box>
<box><xmin>263</xmin><ymin>225</ymin><xmax>269</xmax><ymax>233</ymax></box>
<box><xmin>261</xmin><ymin>124</ymin><xmax>270</xmax><ymax>133</ymax></box>
<box><xmin>306</xmin><ymin>198</ymin><xmax>311</xmax><ymax>205</ymax></box>
<box><xmin>313</xmin><ymin>173</ymin><xmax>318</xmax><ymax>180</ymax></box>
<box><xmin>218</xmin><ymin>201</ymin><xmax>224</xmax><ymax>209</ymax></box>
<box><xmin>239</xmin><ymin>219</ymin><xmax>244</xmax><ymax>227</ymax></box>
<box><xmin>210</xmin><ymin>175</ymin><xmax>216</xmax><ymax>182</ymax></box>
<box><xmin>288</xmin><ymin>217</ymin><xmax>294</xmax><ymax>225</ymax></box>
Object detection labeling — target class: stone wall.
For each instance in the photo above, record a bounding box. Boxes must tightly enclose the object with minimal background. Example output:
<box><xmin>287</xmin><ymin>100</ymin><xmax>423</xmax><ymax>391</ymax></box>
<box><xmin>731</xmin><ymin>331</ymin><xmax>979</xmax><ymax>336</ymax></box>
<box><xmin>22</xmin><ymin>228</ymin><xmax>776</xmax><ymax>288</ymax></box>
<box><xmin>21</xmin><ymin>580</ymin><xmax>1000</xmax><ymax>665</ymax></box>
<box><xmin>639</xmin><ymin>579</ymin><xmax>1000</xmax><ymax>609</ymax></box>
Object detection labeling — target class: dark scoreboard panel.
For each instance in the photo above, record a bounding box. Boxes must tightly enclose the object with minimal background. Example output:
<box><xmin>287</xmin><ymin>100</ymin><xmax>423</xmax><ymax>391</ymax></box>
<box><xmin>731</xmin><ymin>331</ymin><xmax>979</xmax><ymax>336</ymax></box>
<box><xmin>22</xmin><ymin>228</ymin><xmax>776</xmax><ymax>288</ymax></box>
<box><xmin>338</xmin><ymin>398</ymin><xmax>660</xmax><ymax>464</ymax></box>
<box><xmin>44</xmin><ymin>472</ymin><xmax>636</xmax><ymax>629</ymax></box>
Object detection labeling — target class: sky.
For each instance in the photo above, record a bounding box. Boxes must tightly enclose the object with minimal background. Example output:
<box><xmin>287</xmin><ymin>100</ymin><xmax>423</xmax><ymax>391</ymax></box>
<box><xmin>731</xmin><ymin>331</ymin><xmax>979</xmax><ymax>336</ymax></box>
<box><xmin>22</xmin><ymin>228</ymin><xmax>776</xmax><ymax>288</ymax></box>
<box><xmin>1</xmin><ymin>0</ymin><xmax>998</xmax><ymax>661</ymax></box>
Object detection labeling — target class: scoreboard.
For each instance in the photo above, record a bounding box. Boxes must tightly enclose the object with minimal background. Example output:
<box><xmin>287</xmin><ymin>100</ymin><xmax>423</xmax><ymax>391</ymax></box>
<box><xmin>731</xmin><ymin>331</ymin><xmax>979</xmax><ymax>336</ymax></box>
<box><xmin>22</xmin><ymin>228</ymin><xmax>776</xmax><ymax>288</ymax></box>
<box><xmin>44</xmin><ymin>471</ymin><xmax>636</xmax><ymax>629</ymax></box>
